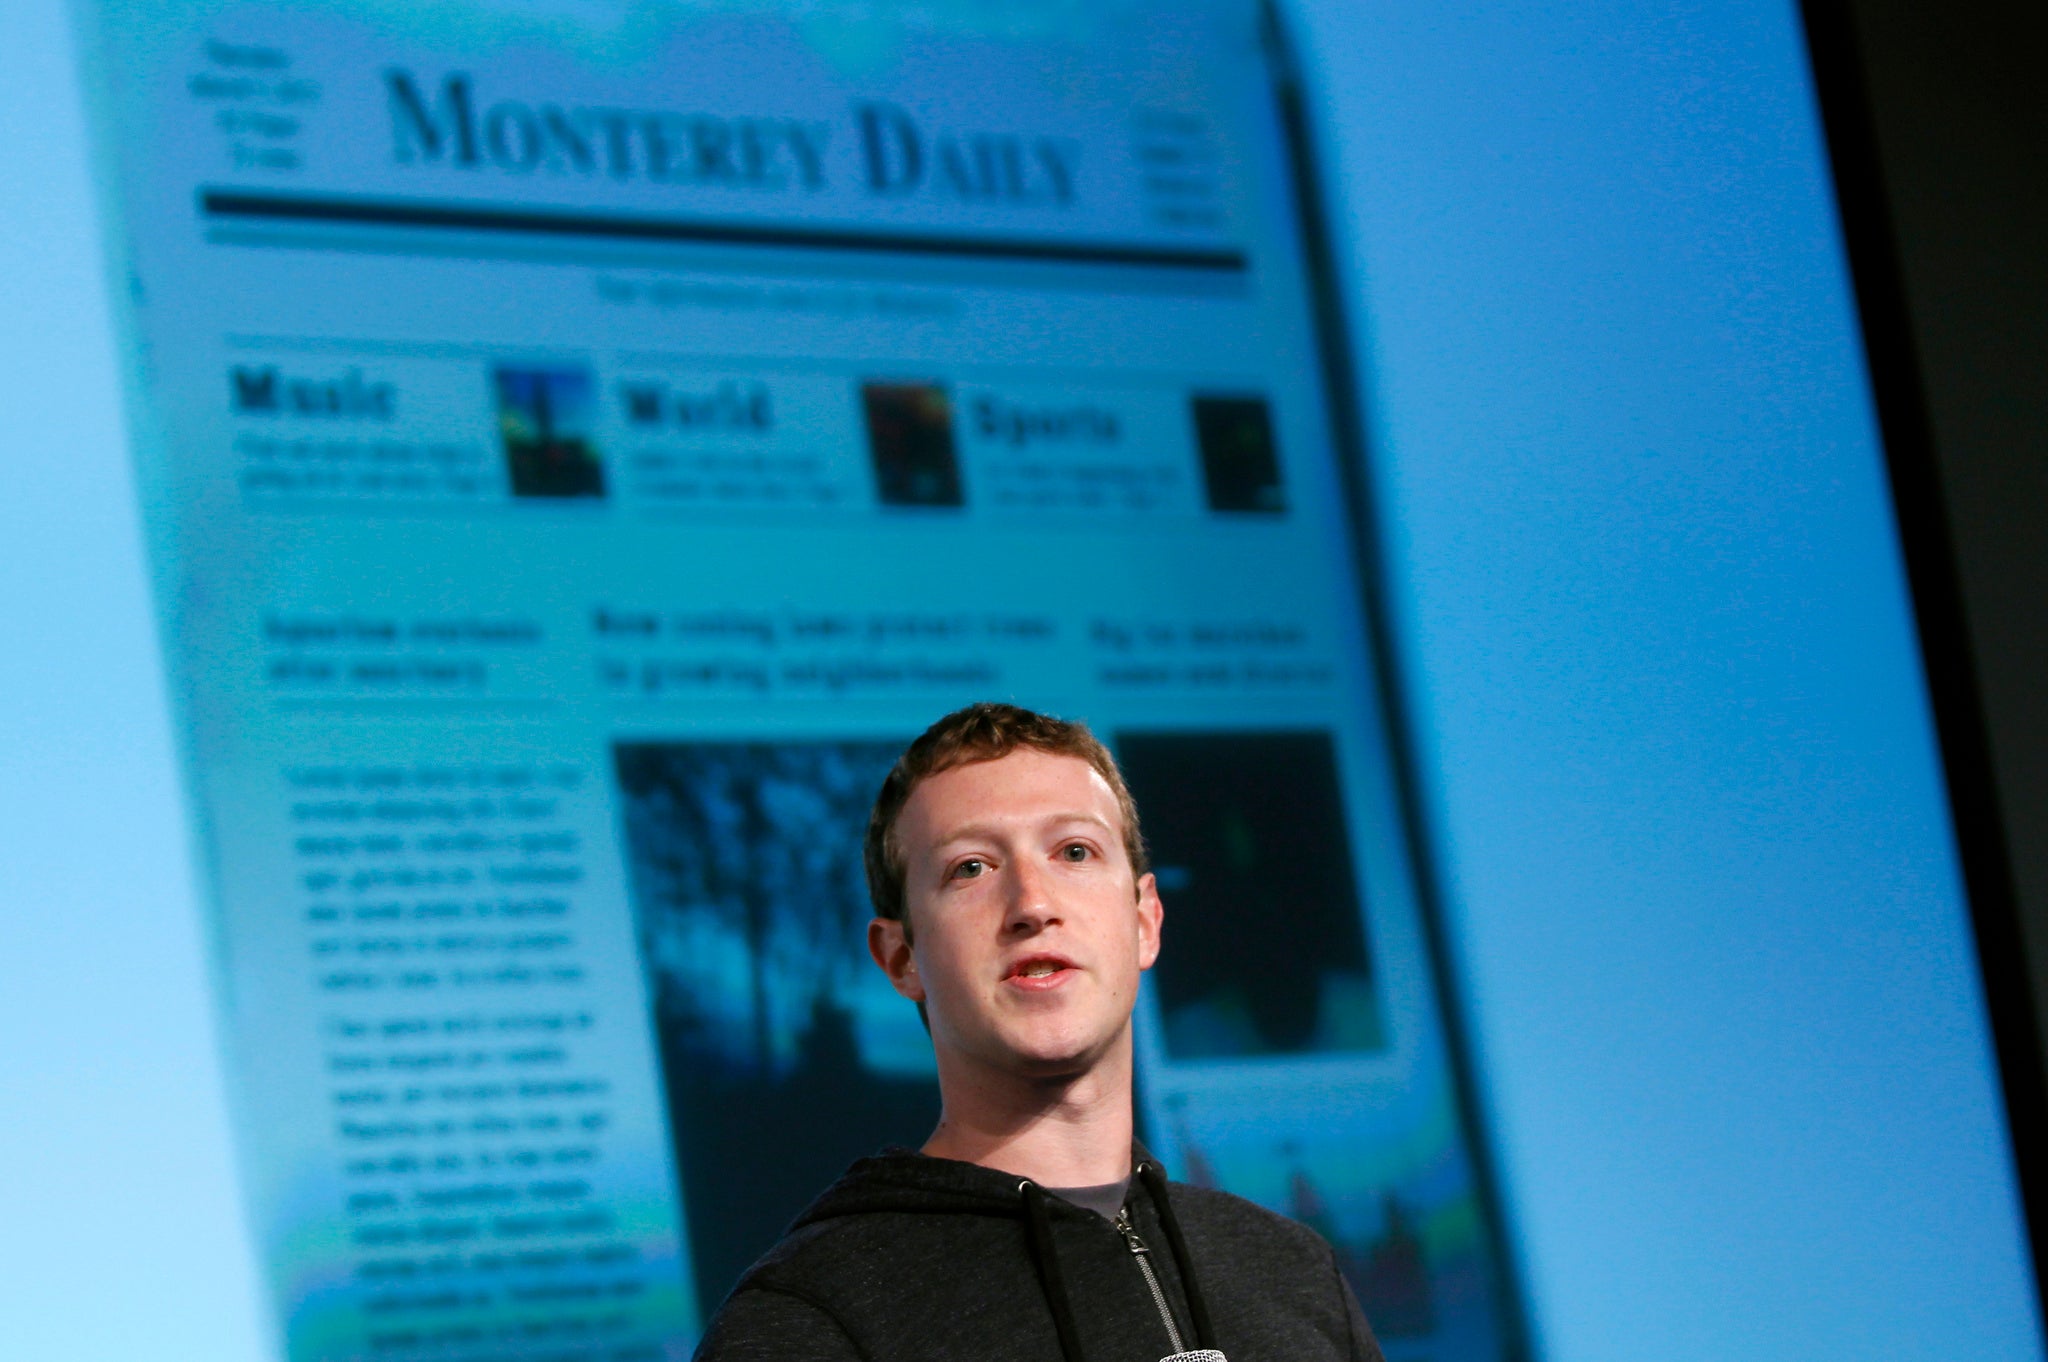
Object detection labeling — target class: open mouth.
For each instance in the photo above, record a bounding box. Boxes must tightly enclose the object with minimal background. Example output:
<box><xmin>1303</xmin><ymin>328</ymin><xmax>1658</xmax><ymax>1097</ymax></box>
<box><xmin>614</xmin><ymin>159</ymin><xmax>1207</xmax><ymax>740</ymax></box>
<box><xmin>1005</xmin><ymin>955</ymin><xmax>1076</xmax><ymax>988</ymax></box>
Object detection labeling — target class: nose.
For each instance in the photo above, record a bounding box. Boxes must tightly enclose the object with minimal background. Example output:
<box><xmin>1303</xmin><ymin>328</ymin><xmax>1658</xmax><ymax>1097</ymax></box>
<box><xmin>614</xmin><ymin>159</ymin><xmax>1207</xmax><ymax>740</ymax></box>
<box><xmin>1003</xmin><ymin>855</ymin><xmax>1061</xmax><ymax>936</ymax></box>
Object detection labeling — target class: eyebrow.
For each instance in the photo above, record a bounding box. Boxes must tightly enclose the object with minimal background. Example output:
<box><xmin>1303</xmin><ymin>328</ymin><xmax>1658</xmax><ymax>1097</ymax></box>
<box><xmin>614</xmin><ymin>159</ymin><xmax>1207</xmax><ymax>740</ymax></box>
<box><xmin>928</xmin><ymin>811</ymin><xmax>1116</xmax><ymax>854</ymax></box>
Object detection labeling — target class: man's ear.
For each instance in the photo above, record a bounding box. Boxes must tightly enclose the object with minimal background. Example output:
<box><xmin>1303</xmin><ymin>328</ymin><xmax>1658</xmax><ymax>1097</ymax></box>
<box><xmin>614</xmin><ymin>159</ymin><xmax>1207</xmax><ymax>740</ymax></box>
<box><xmin>868</xmin><ymin>915</ymin><xmax>926</xmax><ymax>1003</ymax></box>
<box><xmin>1135</xmin><ymin>871</ymin><xmax>1164</xmax><ymax>972</ymax></box>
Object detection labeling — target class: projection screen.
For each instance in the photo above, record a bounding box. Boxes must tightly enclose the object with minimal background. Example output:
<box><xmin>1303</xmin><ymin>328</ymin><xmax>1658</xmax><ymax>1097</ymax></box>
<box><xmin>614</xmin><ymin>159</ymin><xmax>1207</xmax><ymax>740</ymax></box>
<box><xmin>74</xmin><ymin>1</ymin><xmax>1519</xmax><ymax>1356</ymax></box>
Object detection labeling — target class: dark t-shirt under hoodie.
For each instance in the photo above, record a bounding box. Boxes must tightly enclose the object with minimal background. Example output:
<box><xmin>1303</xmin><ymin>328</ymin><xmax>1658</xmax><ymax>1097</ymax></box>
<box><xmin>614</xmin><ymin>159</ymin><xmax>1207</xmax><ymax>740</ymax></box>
<box><xmin>693</xmin><ymin>1147</ymin><xmax>1385</xmax><ymax>1362</ymax></box>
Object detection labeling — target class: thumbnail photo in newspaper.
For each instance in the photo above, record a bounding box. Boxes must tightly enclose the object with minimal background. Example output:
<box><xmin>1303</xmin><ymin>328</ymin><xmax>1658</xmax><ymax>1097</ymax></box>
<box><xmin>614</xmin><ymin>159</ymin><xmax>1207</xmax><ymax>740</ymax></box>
<box><xmin>611</xmin><ymin>738</ymin><xmax>936</xmax><ymax>1313</ymax></box>
<box><xmin>862</xmin><ymin>380</ymin><xmax>963</xmax><ymax>508</ymax></box>
<box><xmin>495</xmin><ymin>363</ymin><xmax>607</xmax><ymax>499</ymax></box>
<box><xmin>1190</xmin><ymin>393</ymin><xmax>1286</xmax><ymax>514</ymax></box>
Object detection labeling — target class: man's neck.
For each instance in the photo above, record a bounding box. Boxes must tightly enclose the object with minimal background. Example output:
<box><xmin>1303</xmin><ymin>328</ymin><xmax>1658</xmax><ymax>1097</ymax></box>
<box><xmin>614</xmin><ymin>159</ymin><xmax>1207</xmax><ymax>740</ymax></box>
<box><xmin>920</xmin><ymin>1037</ymin><xmax>1135</xmax><ymax>1188</ymax></box>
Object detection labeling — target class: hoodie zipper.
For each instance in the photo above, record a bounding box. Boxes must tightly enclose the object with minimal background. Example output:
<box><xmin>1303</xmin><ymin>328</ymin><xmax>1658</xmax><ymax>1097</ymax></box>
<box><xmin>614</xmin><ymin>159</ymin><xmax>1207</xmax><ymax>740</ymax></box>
<box><xmin>1114</xmin><ymin>1206</ymin><xmax>1188</xmax><ymax>1356</ymax></box>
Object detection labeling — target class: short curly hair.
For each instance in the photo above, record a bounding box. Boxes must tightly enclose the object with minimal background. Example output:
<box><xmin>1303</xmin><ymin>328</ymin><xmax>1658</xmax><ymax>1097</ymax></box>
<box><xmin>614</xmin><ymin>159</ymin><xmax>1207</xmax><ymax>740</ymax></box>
<box><xmin>864</xmin><ymin>702</ymin><xmax>1147</xmax><ymax>938</ymax></box>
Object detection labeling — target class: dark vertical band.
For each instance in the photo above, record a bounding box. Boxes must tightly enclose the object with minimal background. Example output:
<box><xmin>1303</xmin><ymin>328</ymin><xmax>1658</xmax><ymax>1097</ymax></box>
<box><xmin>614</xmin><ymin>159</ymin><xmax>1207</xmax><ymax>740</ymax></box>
<box><xmin>1798</xmin><ymin>0</ymin><xmax>2048</xmax><ymax>1319</ymax></box>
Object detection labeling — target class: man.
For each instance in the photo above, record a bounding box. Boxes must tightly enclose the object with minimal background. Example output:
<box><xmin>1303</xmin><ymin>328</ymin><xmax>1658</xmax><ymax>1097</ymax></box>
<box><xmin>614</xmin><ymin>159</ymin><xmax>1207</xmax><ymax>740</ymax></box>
<box><xmin>694</xmin><ymin>703</ymin><xmax>1383</xmax><ymax>1362</ymax></box>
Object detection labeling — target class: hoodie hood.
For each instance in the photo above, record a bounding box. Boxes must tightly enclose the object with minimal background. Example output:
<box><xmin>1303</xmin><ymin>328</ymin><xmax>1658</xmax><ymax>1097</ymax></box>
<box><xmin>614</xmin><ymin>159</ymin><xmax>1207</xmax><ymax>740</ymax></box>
<box><xmin>791</xmin><ymin>1146</ymin><xmax>1051</xmax><ymax>1227</ymax></box>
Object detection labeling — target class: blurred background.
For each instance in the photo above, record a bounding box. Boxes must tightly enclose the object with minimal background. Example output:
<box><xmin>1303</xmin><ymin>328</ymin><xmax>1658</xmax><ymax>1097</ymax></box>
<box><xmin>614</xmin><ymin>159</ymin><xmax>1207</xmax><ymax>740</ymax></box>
<box><xmin>2</xmin><ymin>0</ymin><xmax>2043</xmax><ymax>1359</ymax></box>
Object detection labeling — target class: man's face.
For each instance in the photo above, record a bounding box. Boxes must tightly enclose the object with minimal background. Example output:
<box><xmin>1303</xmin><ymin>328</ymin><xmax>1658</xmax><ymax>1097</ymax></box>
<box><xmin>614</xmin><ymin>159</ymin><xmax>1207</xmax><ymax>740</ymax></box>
<box><xmin>869</xmin><ymin>747</ymin><xmax>1163</xmax><ymax>1081</ymax></box>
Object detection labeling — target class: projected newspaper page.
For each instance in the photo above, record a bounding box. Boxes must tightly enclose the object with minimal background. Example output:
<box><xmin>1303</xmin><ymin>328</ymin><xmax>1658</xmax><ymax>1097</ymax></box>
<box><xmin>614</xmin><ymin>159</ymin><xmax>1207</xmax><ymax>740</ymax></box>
<box><xmin>79</xmin><ymin>1</ymin><xmax>1517</xmax><ymax>1358</ymax></box>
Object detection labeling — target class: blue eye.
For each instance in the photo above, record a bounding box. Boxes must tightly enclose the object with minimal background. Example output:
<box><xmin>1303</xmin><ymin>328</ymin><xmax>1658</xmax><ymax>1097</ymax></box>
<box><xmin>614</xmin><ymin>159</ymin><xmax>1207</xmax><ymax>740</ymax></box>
<box><xmin>1060</xmin><ymin>843</ymin><xmax>1091</xmax><ymax>862</ymax></box>
<box><xmin>951</xmin><ymin>858</ymin><xmax>987</xmax><ymax>880</ymax></box>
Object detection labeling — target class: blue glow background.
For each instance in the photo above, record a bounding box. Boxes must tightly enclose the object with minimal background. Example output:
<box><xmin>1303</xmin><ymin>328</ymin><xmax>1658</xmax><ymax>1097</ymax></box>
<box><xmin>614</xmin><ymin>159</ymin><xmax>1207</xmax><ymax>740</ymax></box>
<box><xmin>1</xmin><ymin>0</ymin><xmax>2037</xmax><ymax>1359</ymax></box>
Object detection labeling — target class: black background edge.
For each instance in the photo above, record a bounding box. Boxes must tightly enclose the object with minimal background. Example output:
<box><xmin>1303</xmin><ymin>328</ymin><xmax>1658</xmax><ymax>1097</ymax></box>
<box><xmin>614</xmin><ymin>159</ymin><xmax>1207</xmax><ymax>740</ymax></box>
<box><xmin>1797</xmin><ymin>0</ymin><xmax>2048</xmax><ymax>1326</ymax></box>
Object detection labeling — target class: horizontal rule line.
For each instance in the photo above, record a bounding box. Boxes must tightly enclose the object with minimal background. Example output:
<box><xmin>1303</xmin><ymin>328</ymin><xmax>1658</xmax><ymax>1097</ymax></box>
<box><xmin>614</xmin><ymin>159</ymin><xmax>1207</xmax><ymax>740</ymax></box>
<box><xmin>198</xmin><ymin>189</ymin><xmax>1250</xmax><ymax>273</ymax></box>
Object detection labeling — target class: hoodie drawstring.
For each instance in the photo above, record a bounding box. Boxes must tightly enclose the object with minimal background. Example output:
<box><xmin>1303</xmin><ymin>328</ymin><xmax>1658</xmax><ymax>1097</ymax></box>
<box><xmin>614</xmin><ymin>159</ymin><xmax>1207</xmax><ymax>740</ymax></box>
<box><xmin>1019</xmin><ymin>1164</ymin><xmax>1219</xmax><ymax>1362</ymax></box>
<box><xmin>1020</xmin><ymin>1179</ymin><xmax>1088</xmax><ymax>1362</ymax></box>
<box><xmin>1138</xmin><ymin>1160</ymin><xmax>1217</xmax><ymax>1353</ymax></box>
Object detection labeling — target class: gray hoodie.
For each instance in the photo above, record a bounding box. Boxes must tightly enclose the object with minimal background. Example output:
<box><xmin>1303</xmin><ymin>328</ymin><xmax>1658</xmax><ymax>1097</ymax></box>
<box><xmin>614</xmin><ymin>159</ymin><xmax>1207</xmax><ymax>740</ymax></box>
<box><xmin>693</xmin><ymin>1148</ymin><xmax>1384</xmax><ymax>1362</ymax></box>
